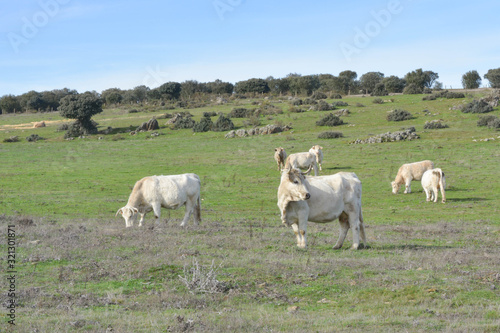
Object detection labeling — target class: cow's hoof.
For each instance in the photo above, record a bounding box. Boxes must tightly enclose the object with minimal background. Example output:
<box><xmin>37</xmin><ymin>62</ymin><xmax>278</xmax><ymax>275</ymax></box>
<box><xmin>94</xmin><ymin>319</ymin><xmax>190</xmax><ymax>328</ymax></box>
<box><xmin>332</xmin><ymin>244</ymin><xmax>342</xmax><ymax>250</ymax></box>
<box><xmin>351</xmin><ymin>244</ymin><xmax>359</xmax><ymax>250</ymax></box>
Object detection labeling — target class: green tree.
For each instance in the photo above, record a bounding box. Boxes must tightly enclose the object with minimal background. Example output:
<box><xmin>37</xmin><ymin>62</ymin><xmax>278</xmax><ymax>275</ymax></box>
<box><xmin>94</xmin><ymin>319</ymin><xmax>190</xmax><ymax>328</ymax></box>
<box><xmin>234</xmin><ymin>78</ymin><xmax>270</xmax><ymax>94</ymax></box>
<box><xmin>337</xmin><ymin>70</ymin><xmax>358</xmax><ymax>95</ymax></box>
<box><xmin>59</xmin><ymin>92</ymin><xmax>103</xmax><ymax>137</ymax></box>
<box><xmin>156</xmin><ymin>82</ymin><xmax>182</xmax><ymax>100</ymax></box>
<box><xmin>0</xmin><ymin>95</ymin><xmax>22</xmax><ymax>114</ymax></box>
<box><xmin>360</xmin><ymin>72</ymin><xmax>384</xmax><ymax>94</ymax></box>
<box><xmin>101</xmin><ymin>88</ymin><xmax>123</xmax><ymax>105</ymax></box>
<box><xmin>405</xmin><ymin>69</ymin><xmax>439</xmax><ymax>90</ymax></box>
<box><xmin>484</xmin><ymin>68</ymin><xmax>500</xmax><ymax>88</ymax></box>
<box><xmin>206</xmin><ymin>79</ymin><xmax>233</xmax><ymax>95</ymax></box>
<box><xmin>461</xmin><ymin>70</ymin><xmax>481</xmax><ymax>89</ymax></box>
<box><xmin>382</xmin><ymin>76</ymin><xmax>406</xmax><ymax>93</ymax></box>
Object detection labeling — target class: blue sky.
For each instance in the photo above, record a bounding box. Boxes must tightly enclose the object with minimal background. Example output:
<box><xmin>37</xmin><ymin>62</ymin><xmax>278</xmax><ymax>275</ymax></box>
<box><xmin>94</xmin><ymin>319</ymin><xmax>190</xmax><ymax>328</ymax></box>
<box><xmin>1</xmin><ymin>0</ymin><xmax>499</xmax><ymax>96</ymax></box>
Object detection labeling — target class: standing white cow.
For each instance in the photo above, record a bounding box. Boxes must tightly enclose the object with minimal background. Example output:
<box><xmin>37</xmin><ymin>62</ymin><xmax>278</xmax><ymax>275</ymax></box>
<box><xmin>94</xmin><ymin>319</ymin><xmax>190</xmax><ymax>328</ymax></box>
<box><xmin>421</xmin><ymin>168</ymin><xmax>446</xmax><ymax>203</ymax></box>
<box><xmin>309</xmin><ymin>145</ymin><xmax>324</xmax><ymax>171</ymax></box>
<box><xmin>116</xmin><ymin>174</ymin><xmax>201</xmax><ymax>227</ymax></box>
<box><xmin>274</xmin><ymin>147</ymin><xmax>287</xmax><ymax>172</ymax></box>
<box><xmin>277</xmin><ymin>166</ymin><xmax>365</xmax><ymax>250</ymax></box>
<box><xmin>287</xmin><ymin>152</ymin><xmax>319</xmax><ymax>176</ymax></box>
<box><xmin>391</xmin><ymin>160</ymin><xmax>434</xmax><ymax>194</ymax></box>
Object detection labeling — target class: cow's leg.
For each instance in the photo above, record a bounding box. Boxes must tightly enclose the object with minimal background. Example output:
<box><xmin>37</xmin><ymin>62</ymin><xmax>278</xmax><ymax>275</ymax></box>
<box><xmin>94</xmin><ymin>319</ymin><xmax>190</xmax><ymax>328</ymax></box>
<box><xmin>432</xmin><ymin>187</ymin><xmax>439</xmax><ymax>203</ymax></box>
<box><xmin>180</xmin><ymin>200</ymin><xmax>195</xmax><ymax>227</ymax></box>
<box><xmin>313</xmin><ymin>163</ymin><xmax>319</xmax><ymax>176</ymax></box>
<box><xmin>150</xmin><ymin>204</ymin><xmax>161</xmax><ymax>226</ymax></box>
<box><xmin>359</xmin><ymin>210</ymin><xmax>366</xmax><ymax>248</ymax></box>
<box><xmin>333</xmin><ymin>212</ymin><xmax>350</xmax><ymax>249</ymax></box>
<box><xmin>440</xmin><ymin>187</ymin><xmax>446</xmax><ymax>203</ymax></box>
<box><xmin>404</xmin><ymin>179</ymin><xmax>411</xmax><ymax>193</ymax></box>
<box><xmin>348</xmin><ymin>212</ymin><xmax>361</xmax><ymax>250</ymax></box>
<box><xmin>424</xmin><ymin>188</ymin><xmax>431</xmax><ymax>202</ymax></box>
<box><xmin>138</xmin><ymin>212</ymin><xmax>146</xmax><ymax>227</ymax></box>
<box><xmin>291</xmin><ymin>223</ymin><xmax>304</xmax><ymax>248</ymax></box>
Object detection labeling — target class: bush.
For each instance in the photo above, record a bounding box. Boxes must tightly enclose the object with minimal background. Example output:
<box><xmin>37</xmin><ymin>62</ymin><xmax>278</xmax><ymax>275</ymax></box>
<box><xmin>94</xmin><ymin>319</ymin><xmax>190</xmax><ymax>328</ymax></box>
<box><xmin>289</xmin><ymin>106</ymin><xmax>306</xmax><ymax>113</ymax></box>
<box><xmin>312</xmin><ymin>100</ymin><xmax>334</xmax><ymax>111</ymax></box>
<box><xmin>424</xmin><ymin>120</ymin><xmax>449</xmax><ymax>129</ymax></box>
<box><xmin>316</xmin><ymin>113</ymin><xmax>344</xmax><ymax>127</ymax></box>
<box><xmin>174</xmin><ymin>116</ymin><xmax>195</xmax><ymax>129</ymax></box>
<box><xmin>64</xmin><ymin>119</ymin><xmax>99</xmax><ymax>138</ymax></box>
<box><xmin>355</xmin><ymin>103</ymin><xmax>365</xmax><ymax>107</ymax></box>
<box><xmin>372</xmin><ymin>98</ymin><xmax>384</xmax><ymax>104</ymax></box>
<box><xmin>477</xmin><ymin>115</ymin><xmax>500</xmax><ymax>128</ymax></box>
<box><xmin>330</xmin><ymin>93</ymin><xmax>342</xmax><ymax>99</ymax></box>
<box><xmin>311</xmin><ymin>91</ymin><xmax>327</xmax><ymax>100</ymax></box>
<box><xmin>290</xmin><ymin>98</ymin><xmax>303</xmax><ymax>106</ymax></box>
<box><xmin>203</xmin><ymin>111</ymin><xmax>217</xmax><ymax>117</ymax></box>
<box><xmin>387</xmin><ymin>109</ymin><xmax>413</xmax><ymax>122</ymax></box>
<box><xmin>229</xmin><ymin>108</ymin><xmax>250</xmax><ymax>118</ymax></box>
<box><xmin>461</xmin><ymin>99</ymin><xmax>494</xmax><ymax>114</ymax></box>
<box><xmin>3</xmin><ymin>136</ymin><xmax>19</xmax><ymax>143</ymax></box>
<box><xmin>212</xmin><ymin>114</ymin><xmax>234</xmax><ymax>132</ymax></box>
<box><xmin>332</xmin><ymin>101</ymin><xmax>348</xmax><ymax>107</ymax></box>
<box><xmin>57</xmin><ymin>123</ymin><xmax>70</xmax><ymax>132</ymax></box>
<box><xmin>193</xmin><ymin>116</ymin><xmax>213</xmax><ymax>132</ymax></box>
<box><xmin>128</xmin><ymin>109</ymin><xmax>139</xmax><ymax>113</ymax></box>
<box><xmin>423</xmin><ymin>90</ymin><xmax>465</xmax><ymax>101</ymax></box>
<box><xmin>403</xmin><ymin>83</ymin><xmax>423</xmax><ymax>95</ymax></box>
<box><xmin>26</xmin><ymin>134</ymin><xmax>44</xmax><ymax>142</ymax></box>
<box><xmin>318</xmin><ymin>131</ymin><xmax>343</xmax><ymax>139</ymax></box>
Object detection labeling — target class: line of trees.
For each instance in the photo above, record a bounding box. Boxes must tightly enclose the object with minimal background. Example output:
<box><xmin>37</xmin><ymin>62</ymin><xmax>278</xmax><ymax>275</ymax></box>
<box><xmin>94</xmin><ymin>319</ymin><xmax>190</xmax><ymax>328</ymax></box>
<box><xmin>1</xmin><ymin>68</ymin><xmax>499</xmax><ymax>114</ymax></box>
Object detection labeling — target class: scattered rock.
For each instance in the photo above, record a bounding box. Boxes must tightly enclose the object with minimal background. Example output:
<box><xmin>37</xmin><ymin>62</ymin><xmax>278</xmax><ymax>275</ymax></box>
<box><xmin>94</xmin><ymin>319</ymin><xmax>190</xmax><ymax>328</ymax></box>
<box><xmin>351</xmin><ymin>127</ymin><xmax>419</xmax><ymax>144</ymax></box>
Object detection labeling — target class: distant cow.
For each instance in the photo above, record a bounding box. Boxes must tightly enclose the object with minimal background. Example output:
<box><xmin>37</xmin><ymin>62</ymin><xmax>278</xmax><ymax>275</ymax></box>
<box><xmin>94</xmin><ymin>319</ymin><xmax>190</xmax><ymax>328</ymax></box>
<box><xmin>391</xmin><ymin>160</ymin><xmax>434</xmax><ymax>194</ymax></box>
<box><xmin>33</xmin><ymin>121</ymin><xmax>46</xmax><ymax>128</ymax></box>
<box><xmin>277</xmin><ymin>166</ymin><xmax>365</xmax><ymax>250</ymax></box>
<box><xmin>309</xmin><ymin>145</ymin><xmax>324</xmax><ymax>171</ymax></box>
<box><xmin>287</xmin><ymin>152</ymin><xmax>319</xmax><ymax>176</ymax></box>
<box><xmin>421</xmin><ymin>168</ymin><xmax>446</xmax><ymax>203</ymax></box>
<box><xmin>274</xmin><ymin>147</ymin><xmax>287</xmax><ymax>171</ymax></box>
<box><xmin>116</xmin><ymin>174</ymin><xmax>201</xmax><ymax>227</ymax></box>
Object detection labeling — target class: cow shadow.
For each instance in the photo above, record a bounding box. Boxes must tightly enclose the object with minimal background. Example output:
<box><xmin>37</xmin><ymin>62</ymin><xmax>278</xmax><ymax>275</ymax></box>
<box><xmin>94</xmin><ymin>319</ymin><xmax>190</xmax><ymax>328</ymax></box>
<box><xmin>445</xmin><ymin>197</ymin><xmax>487</xmax><ymax>202</ymax></box>
<box><xmin>325</xmin><ymin>166</ymin><xmax>353</xmax><ymax>171</ymax></box>
<box><xmin>374</xmin><ymin>244</ymin><xmax>454</xmax><ymax>251</ymax></box>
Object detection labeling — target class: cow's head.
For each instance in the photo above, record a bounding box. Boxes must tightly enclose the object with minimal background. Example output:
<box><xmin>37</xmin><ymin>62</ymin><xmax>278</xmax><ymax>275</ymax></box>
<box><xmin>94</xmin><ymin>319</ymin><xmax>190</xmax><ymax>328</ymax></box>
<box><xmin>277</xmin><ymin>166</ymin><xmax>311</xmax><ymax>224</ymax></box>
<box><xmin>116</xmin><ymin>206</ymin><xmax>139</xmax><ymax>227</ymax></box>
<box><xmin>391</xmin><ymin>181</ymin><xmax>401</xmax><ymax>194</ymax></box>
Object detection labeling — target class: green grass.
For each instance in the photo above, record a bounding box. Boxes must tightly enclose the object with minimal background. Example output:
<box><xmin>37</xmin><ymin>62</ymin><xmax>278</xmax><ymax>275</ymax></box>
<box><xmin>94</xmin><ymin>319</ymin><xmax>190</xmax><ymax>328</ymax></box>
<box><xmin>1</xmin><ymin>91</ymin><xmax>499</xmax><ymax>332</ymax></box>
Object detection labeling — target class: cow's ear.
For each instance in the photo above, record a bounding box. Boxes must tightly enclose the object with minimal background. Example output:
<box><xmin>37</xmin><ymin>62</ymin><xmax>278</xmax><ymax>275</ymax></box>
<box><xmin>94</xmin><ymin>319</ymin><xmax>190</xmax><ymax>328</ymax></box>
<box><xmin>116</xmin><ymin>208</ymin><xmax>123</xmax><ymax>216</ymax></box>
<box><xmin>275</xmin><ymin>148</ymin><xmax>278</xmax><ymax>151</ymax></box>
<box><xmin>319</xmin><ymin>146</ymin><xmax>323</xmax><ymax>149</ymax></box>
<box><xmin>132</xmin><ymin>207</ymin><xmax>139</xmax><ymax>214</ymax></box>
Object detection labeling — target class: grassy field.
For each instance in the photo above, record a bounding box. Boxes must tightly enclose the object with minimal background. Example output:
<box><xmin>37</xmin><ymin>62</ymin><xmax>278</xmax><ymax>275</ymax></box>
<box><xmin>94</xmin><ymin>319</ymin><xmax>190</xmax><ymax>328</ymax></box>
<box><xmin>0</xmin><ymin>91</ymin><xmax>499</xmax><ymax>332</ymax></box>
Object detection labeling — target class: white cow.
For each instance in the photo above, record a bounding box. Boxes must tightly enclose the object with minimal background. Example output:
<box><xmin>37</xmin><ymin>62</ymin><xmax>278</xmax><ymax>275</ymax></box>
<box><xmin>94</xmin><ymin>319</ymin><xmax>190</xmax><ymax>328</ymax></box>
<box><xmin>309</xmin><ymin>145</ymin><xmax>324</xmax><ymax>171</ymax></box>
<box><xmin>274</xmin><ymin>147</ymin><xmax>287</xmax><ymax>171</ymax></box>
<box><xmin>421</xmin><ymin>168</ymin><xmax>446</xmax><ymax>203</ymax></box>
<box><xmin>287</xmin><ymin>152</ymin><xmax>319</xmax><ymax>176</ymax></box>
<box><xmin>277</xmin><ymin>166</ymin><xmax>365</xmax><ymax>250</ymax></box>
<box><xmin>116</xmin><ymin>174</ymin><xmax>201</xmax><ymax>227</ymax></box>
<box><xmin>391</xmin><ymin>160</ymin><xmax>434</xmax><ymax>194</ymax></box>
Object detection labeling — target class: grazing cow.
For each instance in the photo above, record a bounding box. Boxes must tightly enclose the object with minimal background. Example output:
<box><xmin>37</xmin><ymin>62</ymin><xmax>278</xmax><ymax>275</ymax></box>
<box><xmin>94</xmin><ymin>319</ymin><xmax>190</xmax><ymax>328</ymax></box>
<box><xmin>287</xmin><ymin>152</ymin><xmax>319</xmax><ymax>176</ymax></box>
<box><xmin>274</xmin><ymin>147</ymin><xmax>287</xmax><ymax>172</ymax></box>
<box><xmin>421</xmin><ymin>168</ymin><xmax>446</xmax><ymax>203</ymax></box>
<box><xmin>309</xmin><ymin>145</ymin><xmax>324</xmax><ymax>171</ymax></box>
<box><xmin>116</xmin><ymin>174</ymin><xmax>201</xmax><ymax>227</ymax></box>
<box><xmin>277</xmin><ymin>166</ymin><xmax>365</xmax><ymax>250</ymax></box>
<box><xmin>391</xmin><ymin>160</ymin><xmax>434</xmax><ymax>194</ymax></box>
<box><xmin>33</xmin><ymin>121</ymin><xmax>46</xmax><ymax>128</ymax></box>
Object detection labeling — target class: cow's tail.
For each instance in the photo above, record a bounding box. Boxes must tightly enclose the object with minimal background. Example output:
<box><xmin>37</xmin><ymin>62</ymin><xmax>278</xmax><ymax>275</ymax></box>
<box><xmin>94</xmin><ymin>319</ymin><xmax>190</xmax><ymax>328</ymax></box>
<box><xmin>194</xmin><ymin>193</ymin><xmax>202</xmax><ymax>223</ymax></box>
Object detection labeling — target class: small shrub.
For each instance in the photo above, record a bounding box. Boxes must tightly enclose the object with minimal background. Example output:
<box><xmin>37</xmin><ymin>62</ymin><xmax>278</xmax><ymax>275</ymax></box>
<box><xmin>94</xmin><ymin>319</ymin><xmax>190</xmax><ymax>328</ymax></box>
<box><xmin>203</xmin><ymin>111</ymin><xmax>217</xmax><ymax>117</ymax></box>
<box><xmin>387</xmin><ymin>109</ymin><xmax>413</xmax><ymax>122</ymax></box>
<box><xmin>311</xmin><ymin>91</ymin><xmax>327</xmax><ymax>100</ymax></box>
<box><xmin>316</xmin><ymin>113</ymin><xmax>344</xmax><ymax>127</ymax></box>
<box><xmin>57</xmin><ymin>123</ymin><xmax>70</xmax><ymax>132</ymax></box>
<box><xmin>332</xmin><ymin>101</ymin><xmax>348</xmax><ymax>107</ymax></box>
<box><xmin>212</xmin><ymin>114</ymin><xmax>234</xmax><ymax>132</ymax></box>
<box><xmin>229</xmin><ymin>108</ymin><xmax>250</xmax><ymax>118</ymax></box>
<box><xmin>477</xmin><ymin>115</ymin><xmax>500</xmax><ymax>128</ymax></box>
<box><xmin>178</xmin><ymin>259</ymin><xmax>226</xmax><ymax>294</ymax></box>
<box><xmin>243</xmin><ymin>116</ymin><xmax>261</xmax><ymax>127</ymax></box>
<box><xmin>330</xmin><ymin>93</ymin><xmax>343</xmax><ymax>99</ymax></box>
<box><xmin>174</xmin><ymin>116</ymin><xmax>195</xmax><ymax>129</ymax></box>
<box><xmin>303</xmin><ymin>98</ymin><xmax>317</xmax><ymax>105</ymax></box>
<box><xmin>289</xmin><ymin>105</ymin><xmax>306</xmax><ymax>113</ymax></box>
<box><xmin>372</xmin><ymin>98</ymin><xmax>384</xmax><ymax>104</ymax></box>
<box><xmin>3</xmin><ymin>136</ymin><xmax>19</xmax><ymax>143</ymax></box>
<box><xmin>193</xmin><ymin>116</ymin><xmax>213</xmax><ymax>132</ymax></box>
<box><xmin>26</xmin><ymin>134</ymin><xmax>44</xmax><ymax>142</ymax></box>
<box><xmin>318</xmin><ymin>131</ymin><xmax>343</xmax><ymax>139</ymax></box>
<box><xmin>355</xmin><ymin>103</ymin><xmax>365</xmax><ymax>107</ymax></box>
<box><xmin>290</xmin><ymin>98</ymin><xmax>303</xmax><ymax>106</ymax></box>
<box><xmin>313</xmin><ymin>100</ymin><xmax>334</xmax><ymax>111</ymax></box>
<box><xmin>461</xmin><ymin>99</ymin><xmax>494</xmax><ymax>114</ymax></box>
<box><xmin>424</xmin><ymin>120</ymin><xmax>449</xmax><ymax>129</ymax></box>
<box><xmin>128</xmin><ymin>109</ymin><xmax>139</xmax><ymax>113</ymax></box>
